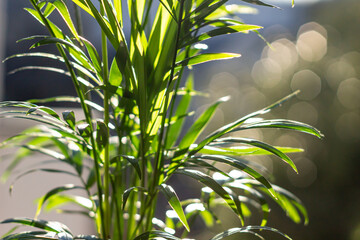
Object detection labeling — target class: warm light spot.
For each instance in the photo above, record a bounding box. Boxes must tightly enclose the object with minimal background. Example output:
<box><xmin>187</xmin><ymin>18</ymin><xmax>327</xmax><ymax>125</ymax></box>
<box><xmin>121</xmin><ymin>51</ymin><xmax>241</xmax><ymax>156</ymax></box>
<box><xmin>297</xmin><ymin>22</ymin><xmax>327</xmax><ymax>39</ymax></box>
<box><xmin>264</xmin><ymin>38</ymin><xmax>298</xmax><ymax>71</ymax></box>
<box><xmin>337</xmin><ymin>78</ymin><xmax>360</xmax><ymax>109</ymax></box>
<box><xmin>185</xmin><ymin>203</ymin><xmax>206</xmax><ymax>213</ymax></box>
<box><xmin>240</xmin><ymin>87</ymin><xmax>267</xmax><ymax>112</ymax></box>
<box><xmin>326</xmin><ymin>59</ymin><xmax>356</xmax><ymax>90</ymax></box>
<box><xmin>291</xmin><ymin>70</ymin><xmax>322</xmax><ymax>100</ymax></box>
<box><xmin>252</xmin><ymin>58</ymin><xmax>282</xmax><ymax>88</ymax></box>
<box><xmin>296</xmin><ymin>27</ymin><xmax>327</xmax><ymax>62</ymax></box>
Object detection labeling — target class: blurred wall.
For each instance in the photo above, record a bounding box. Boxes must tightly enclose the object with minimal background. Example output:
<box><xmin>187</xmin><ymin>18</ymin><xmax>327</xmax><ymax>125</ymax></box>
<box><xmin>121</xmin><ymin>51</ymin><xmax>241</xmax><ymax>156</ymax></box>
<box><xmin>0</xmin><ymin>0</ymin><xmax>6</xmax><ymax>100</ymax></box>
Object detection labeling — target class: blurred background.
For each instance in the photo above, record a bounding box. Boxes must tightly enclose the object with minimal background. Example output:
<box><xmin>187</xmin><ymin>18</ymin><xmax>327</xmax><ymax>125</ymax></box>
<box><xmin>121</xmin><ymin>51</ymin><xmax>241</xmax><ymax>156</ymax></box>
<box><xmin>1</xmin><ymin>0</ymin><xmax>360</xmax><ymax>239</ymax></box>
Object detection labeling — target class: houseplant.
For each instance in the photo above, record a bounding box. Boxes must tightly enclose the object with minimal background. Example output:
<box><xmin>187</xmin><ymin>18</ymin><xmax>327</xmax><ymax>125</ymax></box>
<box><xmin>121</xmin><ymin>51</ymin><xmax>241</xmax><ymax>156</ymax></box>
<box><xmin>0</xmin><ymin>0</ymin><xmax>323</xmax><ymax>239</ymax></box>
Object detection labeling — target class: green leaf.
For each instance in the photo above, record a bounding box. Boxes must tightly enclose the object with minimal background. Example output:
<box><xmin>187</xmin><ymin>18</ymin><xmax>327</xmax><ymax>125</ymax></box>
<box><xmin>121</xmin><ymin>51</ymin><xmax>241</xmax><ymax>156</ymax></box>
<box><xmin>81</xmin><ymin>37</ymin><xmax>102</xmax><ymax>76</ymax></box>
<box><xmin>50</xmin><ymin>0</ymin><xmax>80</xmax><ymax>42</ymax></box>
<box><xmin>176</xmin><ymin>169</ymin><xmax>242</xmax><ymax>219</ymax></box>
<box><xmin>133</xmin><ymin>230</ymin><xmax>181</xmax><ymax>240</ymax></box>
<box><xmin>240</xmin><ymin>0</ymin><xmax>280</xmax><ymax>9</ymax></box>
<box><xmin>186</xmin><ymin>158</ymin><xmax>232</xmax><ymax>178</ymax></box>
<box><xmin>35</xmin><ymin>184</ymin><xmax>84</xmax><ymax>218</ymax></box>
<box><xmin>9</xmin><ymin>169</ymin><xmax>78</xmax><ymax>195</ymax></box>
<box><xmin>272</xmin><ymin>185</ymin><xmax>308</xmax><ymax>225</ymax></box>
<box><xmin>176</xmin><ymin>53</ymin><xmax>241</xmax><ymax>67</ymax></box>
<box><xmin>182</xmin><ymin>24</ymin><xmax>262</xmax><ymax>47</ymax></box>
<box><xmin>95</xmin><ymin>120</ymin><xmax>109</xmax><ymax>151</ymax></box>
<box><xmin>73</xmin><ymin>235</ymin><xmax>101</xmax><ymax>240</ymax></box>
<box><xmin>30</xmin><ymin>37</ymin><xmax>82</xmax><ymax>55</ymax></box>
<box><xmin>28</xmin><ymin>36</ymin><xmax>94</xmax><ymax>72</ymax></box>
<box><xmin>178</xmin><ymin>96</ymin><xmax>229</xmax><ymax>153</ymax></box>
<box><xmin>62</xmin><ymin>111</ymin><xmax>76</xmax><ymax>129</ymax></box>
<box><xmin>25</xmin><ymin>106</ymin><xmax>61</xmax><ymax>121</ymax></box>
<box><xmin>122</xmin><ymin>187</ymin><xmax>147</xmax><ymax>209</ymax></box>
<box><xmin>112</xmin><ymin>155</ymin><xmax>142</xmax><ymax>179</ymax></box>
<box><xmin>159</xmin><ymin>184</ymin><xmax>190</xmax><ymax>231</ymax></box>
<box><xmin>58</xmin><ymin>231</ymin><xmax>73</xmax><ymax>240</ymax></box>
<box><xmin>71</xmin><ymin>0</ymin><xmax>94</xmax><ymax>17</ymax></box>
<box><xmin>77</xmin><ymin>123</ymin><xmax>91</xmax><ymax>139</ymax></box>
<box><xmin>6</xmin><ymin>54</ymin><xmax>100</xmax><ymax>85</ymax></box>
<box><xmin>0</xmin><ymin>226</ymin><xmax>19</xmax><ymax>239</ymax></box>
<box><xmin>198</xmin><ymin>155</ymin><xmax>277</xmax><ymax>198</ymax></box>
<box><xmin>226</xmin><ymin>180</ymin><xmax>270</xmax><ymax>226</ymax></box>
<box><xmin>213</xmin><ymin>137</ymin><xmax>298</xmax><ymax>173</ymax></box>
<box><xmin>109</xmin><ymin>57</ymin><xmax>123</xmax><ymax>87</ymax></box>
<box><xmin>1</xmin><ymin>137</ymin><xmax>49</xmax><ymax>182</ymax></box>
<box><xmin>28</xmin><ymin>96</ymin><xmax>104</xmax><ymax>111</ymax></box>
<box><xmin>234</xmin><ymin>119</ymin><xmax>324</xmax><ymax>138</ymax></box>
<box><xmin>198</xmin><ymin>145</ymin><xmax>304</xmax><ymax>156</ymax></box>
<box><xmin>44</xmin><ymin>195</ymin><xmax>93</xmax><ymax>213</ymax></box>
<box><xmin>211</xmin><ymin>226</ymin><xmax>292</xmax><ymax>240</ymax></box>
<box><xmin>2</xmin><ymin>231</ymin><xmax>57</xmax><ymax>240</ymax></box>
<box><xmin>17</xmin><ymin>144</ymin><xmax>66</xmax><ymax>161</ymax></box>
<box><xmin>0</xmin><ymin>218</ymin><xmax>72</xmax><ymax>234</ymax></box>
<box><xmin>188</xmin><ymin>91</ymin><xmax>300</xmax><ymax>156</ymax></box>
<box><xmin>166</xmin><ymin>75</ymin><xmax>194</xmax><ymax>148</ymax></box>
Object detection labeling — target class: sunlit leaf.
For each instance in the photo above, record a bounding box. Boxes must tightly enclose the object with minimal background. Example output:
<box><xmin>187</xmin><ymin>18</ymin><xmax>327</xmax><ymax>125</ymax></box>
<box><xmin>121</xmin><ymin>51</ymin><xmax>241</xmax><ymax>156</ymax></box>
<box><xmin>213</xmin><ymin>137</ymin><xmax>298</xmax><ymax>173</ymax></box>
<box><xmin>211</xmin><ymin>226</ymin><xmax>292</xmax><ymax>240</ymax></box>
<box><xmin>35</xmin><ymin>184</ymin><xmax>84</xmax><ymax>218</ymax></box>
<box><xmin>0</xmin><ymin>218</ymin><xmax>72</xmax><ymax>234</ymax></box>
<box><xmin>133</xmin><ymin>230</ymin><xmax>181</xmax><ymax>240</ymax></box>
<box><xmin>159</xmin><ymin>184</ymin><xmax>190</xmax><ymax>231</ymax></box>
<box><xmin>177</xmin><ymin>53</ymin><xmax>241</xmax><ymax>67</ymax></box>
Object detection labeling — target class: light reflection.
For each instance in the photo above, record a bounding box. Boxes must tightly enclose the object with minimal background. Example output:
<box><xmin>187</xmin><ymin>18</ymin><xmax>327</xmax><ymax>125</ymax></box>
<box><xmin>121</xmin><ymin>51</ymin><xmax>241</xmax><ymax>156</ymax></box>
<box><xmin>297</xmin><ymin>30</ymin><xmax>327</xmax><ymax>62</ymax></box>
<box><xmin>252</xmin><ymin>58</ymin><xmax>282</xmax><ymax>89</ymax></box>
<box><xmin>326</xmin><ymin>59</ymin><xmax>356</xmax><ymax>90</ymax></box>
<box><xmin>337</xmin><ymin>78</ymin><xmax>360</xmax><ymax>109</ymax></box>
<box><xmin>291</xmin><ymin>69</ymin><xmax>322</xmax><ymax>100</ymax></box>
<box><xmin>264</xmin><ymin>38</ymin><xmax>298</xmax><ymax>71</ymax></box>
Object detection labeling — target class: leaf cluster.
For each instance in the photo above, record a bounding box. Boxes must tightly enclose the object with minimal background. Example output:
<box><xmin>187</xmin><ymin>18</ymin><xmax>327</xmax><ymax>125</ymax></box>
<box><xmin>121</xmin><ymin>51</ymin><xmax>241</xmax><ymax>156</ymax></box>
<box><xmin>1</xmin><ymin>0</ymin><xmax>322</xmax><ymax>239</ymax></box>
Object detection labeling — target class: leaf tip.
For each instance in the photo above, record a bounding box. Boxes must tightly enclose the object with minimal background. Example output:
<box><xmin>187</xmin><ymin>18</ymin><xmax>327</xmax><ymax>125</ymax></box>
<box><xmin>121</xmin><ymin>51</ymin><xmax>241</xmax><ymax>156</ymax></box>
<box><xmin>219</xmin><ymin>95</ymin><xmax>231</xmax><ymax>102</ymax></box>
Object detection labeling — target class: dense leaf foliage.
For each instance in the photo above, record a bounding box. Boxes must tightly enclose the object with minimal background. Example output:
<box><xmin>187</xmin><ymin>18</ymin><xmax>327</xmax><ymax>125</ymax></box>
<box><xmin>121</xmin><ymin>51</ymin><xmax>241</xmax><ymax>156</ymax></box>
<box><xmin>1</xmin><ymin>0</ymin><xmax>322</xmax><ymax>239</ymax></box>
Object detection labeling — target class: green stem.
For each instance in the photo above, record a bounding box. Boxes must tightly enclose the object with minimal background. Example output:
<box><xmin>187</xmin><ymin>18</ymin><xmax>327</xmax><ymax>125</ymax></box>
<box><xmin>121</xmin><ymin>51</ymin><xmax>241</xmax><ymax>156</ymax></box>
<box><xmin>144</xmin><ymin>0</ymin><xmax>185</xmax><ymax>233</ymax></box>
<box><xmin>29</xmin><ymin>1</ymin><xmax>107</xmax><ymax>238</ymax></box>
<box><xmin>73</xmin><ymin>2</ymin><xmax>84</xmax><ymax>36</ymax></box>
<box><xmin>100</xmin><ymin>1</ymin><xmax>111</xmax><ymax>238</ymax></box>
<box><xmin>153</xmin><ymin>0</ymin><xmax>185</xmax><ymax>189</ymax></box>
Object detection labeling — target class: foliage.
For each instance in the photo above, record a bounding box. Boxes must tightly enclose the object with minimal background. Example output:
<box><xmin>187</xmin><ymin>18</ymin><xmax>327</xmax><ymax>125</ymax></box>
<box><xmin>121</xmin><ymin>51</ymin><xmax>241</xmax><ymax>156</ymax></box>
<box><xmin>0</xmin><ymin>0</ymin><xmax>322</xmax><ymax>239</ymax></box>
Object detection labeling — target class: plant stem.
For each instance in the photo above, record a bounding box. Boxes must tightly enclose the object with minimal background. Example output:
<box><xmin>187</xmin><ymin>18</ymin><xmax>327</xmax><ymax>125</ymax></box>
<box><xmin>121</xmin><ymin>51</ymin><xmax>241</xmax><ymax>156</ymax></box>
<box><xmin>28</xmin><ymin>1</ymin><xmax>107</xmax><ymax>238</ymax></box>
<box><xmin>100</xmin><ymin>1</ymin><xmax>111</xmax><ymax>238</ymax></box>
<box><xmin>145</xmin><ymin>0</ymin><xmax>185</xmax><ymax>232</ymax></box>
<box><xmin>153</xmin><ymin>0</ymin><xmax>185</xmax><ymax>187</ymax></box>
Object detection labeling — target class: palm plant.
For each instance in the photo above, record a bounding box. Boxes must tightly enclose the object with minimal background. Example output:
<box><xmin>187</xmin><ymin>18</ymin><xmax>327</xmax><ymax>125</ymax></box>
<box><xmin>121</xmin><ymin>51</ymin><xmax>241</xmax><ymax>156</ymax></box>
<box><xmin>0</xmin><ymin>0</ymin><xmax>322</xmax><ymax>239</ymax></box>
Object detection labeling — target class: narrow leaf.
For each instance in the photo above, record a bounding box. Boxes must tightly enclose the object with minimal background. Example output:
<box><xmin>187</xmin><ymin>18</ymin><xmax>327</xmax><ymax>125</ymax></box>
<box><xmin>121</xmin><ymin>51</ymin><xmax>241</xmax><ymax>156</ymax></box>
<box><xmin>35</xmin><ymin>184</ymin><xmax>84</xmax><ymax>218</ymax></box>
<box><xmin>159</xmin><ymin>184</ymin><xmax>190</xmax><ymax>231</ymax></box>
<box><xmin>133</xmin><ymin>230</ymin><xmax>181</xmax><ymax>240</ymax></box>
<box><xmin>0</xmin><ymin>218</ymin><xmax>71</xmax><ymax>234</ymax></box>
<box><xmin>177</xmin><ymin>53</ymin><xmax>240</xmax><ymax>67</ymax></box>
<box><xmin>178</xmin><ymin>96</ymin><xmax>230</xmax><ymax>152</ymax></box>
<box><xmin>198</xmin><ymin>155</ymin><xmax>277</xmax><ymax>198</ymax></box>
<box><xmin>176</xmin><ymin>169</ymin><xmax>242</xmax><ymax>219</ymax></box>
<box><xmin>214</xmin><ymin>137</ymin><xmax>298</xmax><ymax>173</ymax></box>
<box><xmin>211</xmin><ymin>226</ymin><xmax>292</xmax><ymax>240</ymax></box>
